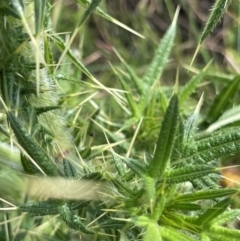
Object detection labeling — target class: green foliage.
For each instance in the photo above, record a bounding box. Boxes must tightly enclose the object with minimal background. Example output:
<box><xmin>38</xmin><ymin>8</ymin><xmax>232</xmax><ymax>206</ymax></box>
<box><xmin>0</xmin><ymin>1</ymin><xmax>240</xmax><ymax>241</ymax></box>
<box><xmin>200</xmin><ymin>0</ymin><xmax>232</xmax><ymax>44</ymax></box>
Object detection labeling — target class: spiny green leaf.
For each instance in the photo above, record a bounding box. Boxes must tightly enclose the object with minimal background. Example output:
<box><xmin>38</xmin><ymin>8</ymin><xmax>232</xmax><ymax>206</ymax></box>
<box><xmin>7</xmin><ymin>112</ymin><xmax>59</xmax><ymax>176</ymax></box>
<box><xmin>207</xmin><ymin>228</ymin><xmax>240</xmax><ymax>241</ymax></box>
<box><xmin>139</xmin><ymin>18</ymin><xmax>177</xmax><ymax>111</ymax></box>
<box><xmin>34</xmin><ymin>0</ymin><xmax>46</xmax><ymax>35</ymax></box>
<box><xmin>183</xmin><ymin>112</ymin><xmax>199</xmax><ymax>148</ymax></box>
<box><xmin>184</xmin><ymin>129</ymin><xmax>240</xmax><ymax>163</ymax></box>
<box><xmin>144</xmin><ymin>175</ymin><xmax>156</xmax><ymax>212</ymax></box>
<box><xmin>191</xmin><ymin>175</ymin><xmax>220</xmax><ymax>190</ymax></box>
<box><xmin>163</xmin><ymin>165</ymin><xmax>217</xmax><ymax>183</ymax></box>
<box><xmin>63</xmin><ymin>159</ymin><xmax>78</xmax><ymax>179</ymax></box>
<box><xmin>212</xmin><ymin>209</ymin><xmax>240</xmax><ymax>226</ymax></box>
<box><xmin>59</xmin><ymin>203</ymin><xmax>95</xmax><ymax>234</ymax></box>
<box><xmin>199</xmin><ymin>175</ymin><xmax>220</xmax><ymax>189</ymax></box>
<box><xmin>148</xmin><ymin>94</ymin><xmax>179</xmax><ymax>178</ymax></box>
<box><xmin>19</xmin><ymin>199</ymin><xmax>63</xmax><ymax>216</ymax></box>
<box><xmin>200</xmin><ymin>0</ymin><xmax>232</xmax><ymax>44</ymax></box>
<box><xmin>206</xmin><ymin>75</ymin><xmax>240</xmax><ymax>124</ymax></box>
<box><xmin>209</xmin><ymin>224</ymin><xmax>240</xmax><ymax>240</ymax></box>
<box><xmin>151</xmin><ymin>194</ymin><xmax>165</xmax><ymax>221</ymax></box>
<box><xmin>195</xmin><ymin>198</ymin><xmax>232</xmax><ymax>226</ymax></box>
<box><xmin>144</xmin><ymin>222</ymin><xmax>162</xmax><ymax>241</ymax></box>
<box><xmin>142</xmin><ymin>18</ymin><xmax>176</xmax><ymax>86</ymax></box>
<box><xmin>112</xmin><ymin>152</ymin><xmax>127</xmax><ymax>177</ymax></box>
<box><xmin>200</xmin><ymin>232</ymin><xmax>211</xmax><ymax>241</ymax></box>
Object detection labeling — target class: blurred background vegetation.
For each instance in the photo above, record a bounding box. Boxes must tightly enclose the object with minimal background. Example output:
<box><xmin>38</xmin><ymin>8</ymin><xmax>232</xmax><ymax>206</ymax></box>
<box><xmin>52</xmin><ymin>0</ymin><xmax>240</xmax><ymax>153</ymax></box>
<box><xmin>1</xmin><ymin>0</ymin><xmax>240</xmax><ymax>240</ymax></box>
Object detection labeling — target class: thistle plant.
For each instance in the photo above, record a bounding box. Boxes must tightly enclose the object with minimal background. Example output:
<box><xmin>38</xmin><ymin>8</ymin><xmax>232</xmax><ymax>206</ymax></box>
<box><xmin>0</xmin><ymin>1</ymin><xmax>240</xmax><ymax>241</ymax></box>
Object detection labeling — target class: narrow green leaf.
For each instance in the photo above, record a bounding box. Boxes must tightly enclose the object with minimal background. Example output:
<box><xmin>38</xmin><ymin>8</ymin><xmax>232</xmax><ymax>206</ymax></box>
<box><xmin>78</xmin><ymin>0</ymin><xmax>102</xmax><ymax>27</ymax></box>
<box><xmin>167</xmin><ymin>202</ymin><xmax>201</xmax><ymax>211</ymax></box>
<box><xmin>110</xmin><ymin>176</ymin><xmax>136</xmax><ymax>198</ymax></box>
<box><xmin>148</xmin><ymin>94</ymin><xmax>179</xmax><ymax>178</ymax></box>
<box><xmin>51</xmin><ymin>34</ymin><xmax>93</xmax><ymax>80</ymax></box>
<box><xmin>116</xmin><ymin>53</ymin><xmax>144</xmax><ymax>94</ymax></box>
<box><xmin>34</xmin><ymin>0</ymin><xmax>46</xmax><ymax>35</ymax></box>
<box><xmin>44</xmin><ymin>34</ymin><xmax>54</xmax><ymax>74</ymax></box>
<box><xmin>0</xmin><ymin>69</ymin><xmax>14</xmax><ymax>108</ymax></box>
<box><xmin>174</xmin><ymin>189</ymin><xmax>237</xmax><ymax>202</ymax></box>
<box><xmin>206</xmin><ymin>75</ymin><xmax>240</xmax><ymax>124</ymax></box>
<box><xmin>195</xmin><ymin>198</ymin><xmax>232</xmax><ymax>226</ymax></box>
<box><xmin>204</xmin><ymin>71</ymin><xmax>234</xmax><ymax>82</ymax></box>
<box><xmin>159</xmin><ymin>89</ymin><xmax>169</xmax><ymax>113</ymax></box>
<box><xmin>124</xmin><ymin>158</ymin><xmax>148</xmax><ymax>177</ymax></box>
<box><xmin>179</xmin><ymin>72</ymin><xmax>203</xmax><ymax>106</ymax></box>
<box><xmin>161</xmin><ymin>213</ymin><xmax>198</xmax><ymax>234</ymax></box>
<box><xmin>171</xmin><ymin>116</ymin><xmax>184</xmax><ymax>162</ymax></box>
<box><xmin>200</xmin><ymin>0</ymin><xmax>232</xmax><ymax>44</ymax></box>
<box><xmin>99</xmin><ymin>219</ymin><xmax>126</xmax><ymax>230</ymax></box>
<box><xmin>63</xmin><ymin>159</ymin><xmax>78</xmax><ymax>179</ymax></box>
<box><xmin>35</xmin><ymin>106</ymin><xmax>60</xmax><ymax>115</ymax></box>
<box><xmin>163</xmin><ymin>165</ymin><xmax>217</xmax><ymax>183</ymax></box>
<box><xmin>116</xmin><ymin>74</ymin><xmax>141</xmax><ymax>118</ymax></box>
<box><xmin>7</xmin><ymin>112</ymin><xmax>59</xmax><ymax>176</ymax></box>
<box><xmin>19</xmin><ymin>199</ymin><xmax>63</xmax><ymax>216</ymax></box>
